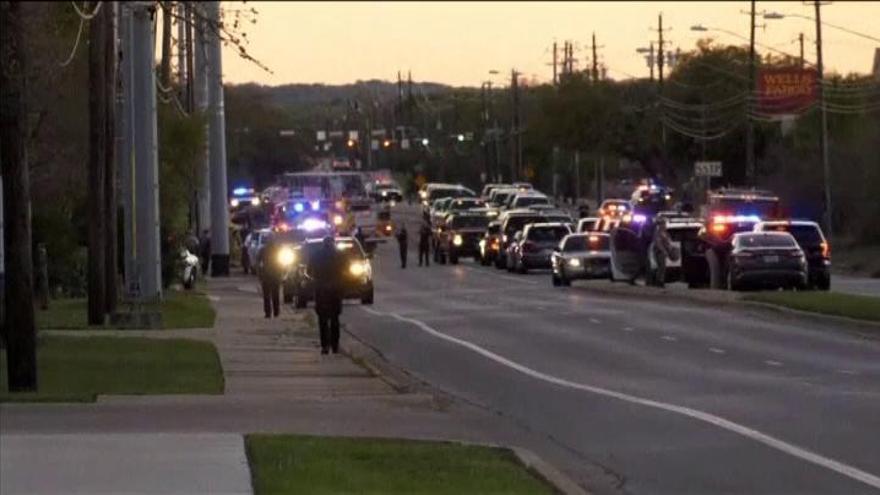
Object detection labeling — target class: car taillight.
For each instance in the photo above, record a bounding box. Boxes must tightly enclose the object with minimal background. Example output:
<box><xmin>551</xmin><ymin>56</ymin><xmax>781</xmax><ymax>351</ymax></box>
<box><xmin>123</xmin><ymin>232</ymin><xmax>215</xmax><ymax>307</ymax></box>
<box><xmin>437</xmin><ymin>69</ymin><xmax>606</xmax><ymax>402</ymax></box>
<box><xmin>710</xmin><ymin>223</ymin><xmax>727</xmax><ymax>234</ymax></box>
<box><xmin>785</xmin><ymin>249</ymin><xmax>804</xmax><ymax>258</ymax></box>
<box><xmin>820</xmin><ymin>241</ymin><xmax>830</xmax><ymax>258</ymax></box>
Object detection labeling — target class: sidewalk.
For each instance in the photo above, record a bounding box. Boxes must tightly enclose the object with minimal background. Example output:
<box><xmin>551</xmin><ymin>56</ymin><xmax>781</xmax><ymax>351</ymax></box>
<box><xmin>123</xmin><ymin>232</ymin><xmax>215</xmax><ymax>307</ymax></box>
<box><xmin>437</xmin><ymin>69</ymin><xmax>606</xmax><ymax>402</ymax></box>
<box><xmin>1</xmin><ymin>274</ymin><xmax>596</xmax><ymax>495</ymax></box>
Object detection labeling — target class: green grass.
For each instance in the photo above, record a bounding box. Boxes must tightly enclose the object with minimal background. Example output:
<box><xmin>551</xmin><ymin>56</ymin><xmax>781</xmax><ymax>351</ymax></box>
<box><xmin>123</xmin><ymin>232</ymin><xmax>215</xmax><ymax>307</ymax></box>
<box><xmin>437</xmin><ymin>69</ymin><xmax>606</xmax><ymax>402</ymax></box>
<box><xmin>0</xmin><ymin>335</ymin><xmax>224</xmax><ymax>402</ymax></box>
<box><xmin>35</xmin><ymin>290</ymin><xmax>216</xmax><ymax>330</ymax></box>
<box><xmin>743</xmin><ymin>291</ymin><xmax>880</xmax><ymax>323</ymax></box>
<box><xmin>245</xmin><ymin>435</ymin><xmax>554</xmax><ymax>495</ymax></box>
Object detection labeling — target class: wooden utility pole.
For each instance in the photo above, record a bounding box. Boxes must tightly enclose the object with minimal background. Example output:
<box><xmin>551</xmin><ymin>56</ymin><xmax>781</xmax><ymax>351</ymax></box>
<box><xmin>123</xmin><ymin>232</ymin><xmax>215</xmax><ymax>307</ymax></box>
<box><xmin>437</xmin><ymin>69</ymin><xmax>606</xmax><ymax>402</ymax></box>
<box><xmin>815</xmin><ymin>0</ymin><xmax>832</xmax><ymax>241</ymax></box>
<box><xmin>1</xmin><ymin>0</ymin><xmax>37</xmax><ymax>391</ymax></box>
<box><xmin>510</xmin><ymin>69</ymin><xmax>521</xmax><ymax>182</ymax></box>
<box><xmin>591</xmin><ymin>33</ymin><xmax>602</xmax><ymax>82</ymax></box>
<box><xmin>552</xmin><ymin>41</ymin><xmax>558</xmax><ymax>85</ymax></box>
<box><xmin>657</xmin><ymin>14</ymin><xmax>665</xmax><ymax>87</ymax></box>
<box><xmin>160</xmin><ymin>1</ymin><xmax>172</xmax><ymax>87</ymax></box>
<box><xmin>747</xmin><ymin>0</ymin><xmax>757</xmax><ymax>185</ymax></box>
<box><xmin>88</xmin><ymin>0</ymin><xmax>108</xmax><ymax>325</ymax></box>
<box><xmin>798</xmin><ymin>32</ymin><xmax>805</xmax><ymax>68</ymax></box>
<box><xmin>104</xmin><ymin>2</ymin><xmax>118</xmax><ymax>315</ymax></box>
<box><xmin>185</xmin><ymin>3</ymin><xmax>195</xmax><ymax>111</ymax></box>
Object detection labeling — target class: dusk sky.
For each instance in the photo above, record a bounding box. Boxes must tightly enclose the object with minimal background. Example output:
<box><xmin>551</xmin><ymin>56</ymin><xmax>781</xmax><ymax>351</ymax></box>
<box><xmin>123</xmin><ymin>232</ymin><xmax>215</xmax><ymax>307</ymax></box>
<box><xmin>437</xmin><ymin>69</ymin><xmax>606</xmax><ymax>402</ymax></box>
<box><xmin>217</xmin><ymin>1</ymin><xmax>880</xmax><ymax>87</ymax></box>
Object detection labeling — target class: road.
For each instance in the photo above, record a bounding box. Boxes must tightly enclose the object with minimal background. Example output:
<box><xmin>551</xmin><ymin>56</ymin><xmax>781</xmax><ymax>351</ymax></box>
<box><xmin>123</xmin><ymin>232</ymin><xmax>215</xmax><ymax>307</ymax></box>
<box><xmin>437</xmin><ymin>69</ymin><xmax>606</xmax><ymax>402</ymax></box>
<box><xmin>347</xmin><ymin>205</ymin><xmax>880</xmax><ymax>494</ymax></box>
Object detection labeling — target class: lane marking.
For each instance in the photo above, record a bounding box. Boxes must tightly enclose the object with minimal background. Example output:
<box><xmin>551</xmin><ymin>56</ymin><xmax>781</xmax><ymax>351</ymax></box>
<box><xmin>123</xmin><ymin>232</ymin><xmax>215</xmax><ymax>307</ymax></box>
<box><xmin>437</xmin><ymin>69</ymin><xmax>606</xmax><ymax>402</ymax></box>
<box><xmin>709</xmin><ymin>347</ymin><xmax>727</xmax><ymax>355</ymax></box>
<box><xmin>836</xmin><ymin>369</ymin><xmax>859</xmax><ymax>376</ymax></box>
<box><xmin>622</xmin><ymin>326</ymin><xmax>635</xmax><ymax>332</ymax></box>
<box><xmin>589</xmin><ymin>318</ymin><xmax>601</xmax><ymax>324</ymax></box>
<box><xmin>765</xmin><ymin>360</ymin><xmax>784</xmax><ymax>367</ymax></box>
<box><xmin>360</xmin><ymin>307</ymin><xmax>880</xmax><ymax>490</ymax></box>
<box><xmin>661</xmin><ymin>335</ymin><xmax>678</xmax><ymax>342</ymax></box>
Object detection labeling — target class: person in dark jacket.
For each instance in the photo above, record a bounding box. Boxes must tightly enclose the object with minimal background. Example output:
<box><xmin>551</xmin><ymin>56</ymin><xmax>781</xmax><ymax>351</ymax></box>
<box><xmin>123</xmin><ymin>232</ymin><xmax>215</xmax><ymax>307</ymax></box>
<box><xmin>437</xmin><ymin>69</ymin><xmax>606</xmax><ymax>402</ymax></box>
<box><xmin>418</xmin><ymin>221</ymin><xmax>432</xmax><ymax>267</ymax></box>
<box><xmin>258</xmin><ymin>237</ymin><xmax>285</xmax><ymax>318</ymax></box>
<box><xmin>199</xmin><ymin>229</ymin><xmax>211</xmax><ymax>276</ymax></box>
<box><xmin>309</xmin><ymin>236</ymin><xmax>346</xmax><ymax>354</ymax></box>
<box><xmin>396</xmin><ymin>225</ymin><xmax>409</xmax><ymax>268</ymax></box>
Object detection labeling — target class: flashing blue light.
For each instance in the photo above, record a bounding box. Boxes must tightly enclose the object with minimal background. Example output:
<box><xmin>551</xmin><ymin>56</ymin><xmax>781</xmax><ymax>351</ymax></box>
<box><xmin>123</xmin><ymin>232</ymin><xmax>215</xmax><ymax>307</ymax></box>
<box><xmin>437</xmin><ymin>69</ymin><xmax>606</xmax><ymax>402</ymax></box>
<box><xmin>311</xmin><ymin>200</ymin><xmax>321</xmax><ymax>211</ymax></box>
<box><xmin>293</xmin><ymin>202</ymin><xmax>305</xmax><ymax>213</ymax></box>
<box><xmin>299</xmin><ymin>218</ymin><xmax>329</xmax><ymax>232</ymax></box>
<box><xmin>232</xmin><ymin>187</ymin><xmax>250</xmax><ymax>196</ymax></box>
<box><xmin>633</xmin><ymin>214</ymin><xmax>648</xmax><ymax>223</ymax></box>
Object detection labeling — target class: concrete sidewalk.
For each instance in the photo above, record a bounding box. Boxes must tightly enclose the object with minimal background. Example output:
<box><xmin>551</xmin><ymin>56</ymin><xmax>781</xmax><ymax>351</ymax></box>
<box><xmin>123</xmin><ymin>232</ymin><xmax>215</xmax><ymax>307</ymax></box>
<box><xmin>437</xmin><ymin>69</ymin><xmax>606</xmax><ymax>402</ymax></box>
<box><xmin>1</xmin><ymin>274</ymin><xmax>596</xmax><ymax>495</ymax></box>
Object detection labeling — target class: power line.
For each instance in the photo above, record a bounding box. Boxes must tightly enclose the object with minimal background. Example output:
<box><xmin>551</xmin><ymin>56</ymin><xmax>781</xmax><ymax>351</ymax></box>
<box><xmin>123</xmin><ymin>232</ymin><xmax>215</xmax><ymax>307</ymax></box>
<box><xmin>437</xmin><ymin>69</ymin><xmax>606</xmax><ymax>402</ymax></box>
<box><xmin>71</xmin><ymin>1</ymin><xmax>102</xmax><ymax>20</ymax></box>
<box><xmin>59</xmin><ymin>14</ymin><xmax>86</xmax><ymax>67</ymax></box>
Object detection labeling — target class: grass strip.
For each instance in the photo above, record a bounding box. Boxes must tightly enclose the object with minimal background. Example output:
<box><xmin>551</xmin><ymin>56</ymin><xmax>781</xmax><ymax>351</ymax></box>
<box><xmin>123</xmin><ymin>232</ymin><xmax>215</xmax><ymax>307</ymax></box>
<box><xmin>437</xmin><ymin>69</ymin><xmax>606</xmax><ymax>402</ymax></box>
<box><xmin>35</xmin><ymin>290</ymin><xmax>216</xmax><ymax>330</ymax></box>
<box><xmin>743</xmin><ymin>291</ymin><xmax>880</xmax><ymax>323</ymax></box>
<box><xmin>245</xmin><ymin>434</ymin><xmax>554</xmax><ymax>495</ymax></box>
<box><xmin>1</xmin><ymin>335</ymin><xmax>224</xmax><ymax>402</ymax></box>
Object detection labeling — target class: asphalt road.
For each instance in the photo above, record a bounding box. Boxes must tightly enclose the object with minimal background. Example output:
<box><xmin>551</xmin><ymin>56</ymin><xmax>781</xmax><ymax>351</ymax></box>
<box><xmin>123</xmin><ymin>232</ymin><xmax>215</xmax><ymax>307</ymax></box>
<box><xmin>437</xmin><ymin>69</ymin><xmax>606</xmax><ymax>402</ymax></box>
<box><xmin>346</xmin><ymin>205</ymin><xmax>880</xmax><ymax>494</ymax></box>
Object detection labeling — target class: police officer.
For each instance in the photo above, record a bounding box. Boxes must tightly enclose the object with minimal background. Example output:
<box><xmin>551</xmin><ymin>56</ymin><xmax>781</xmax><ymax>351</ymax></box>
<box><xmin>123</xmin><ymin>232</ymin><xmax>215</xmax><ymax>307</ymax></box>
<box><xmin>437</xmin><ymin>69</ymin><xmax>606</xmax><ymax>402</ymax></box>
<box><xmin>418</xmin><ymin>221</ymin><xmax>432</xmax><ymax>267</ymax></box>
<box><xmin>650</xmin><ymin>219</ymin><xmax>674</xmax><ymax>288</ymax></box>
<box><xmin>396</xmin><ymin>224</ymin><xmax>409</xmax><ymax>269</ymax></box>
<box><xmin>309</xmin><ymin>236</ymin><xmax>345</xmax><ymax>354</ymax></box>
<box><xmin>258</xmin><ymin>236</ymin><xmax>284</xmax><ymax>318</ymax></box>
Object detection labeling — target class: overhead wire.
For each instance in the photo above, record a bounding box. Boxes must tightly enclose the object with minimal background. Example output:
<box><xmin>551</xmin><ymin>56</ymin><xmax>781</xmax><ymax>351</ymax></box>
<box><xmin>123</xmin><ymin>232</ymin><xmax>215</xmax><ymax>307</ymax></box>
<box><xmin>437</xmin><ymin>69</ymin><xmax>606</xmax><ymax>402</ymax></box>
<box><xmin>70</xmin><ymin>1</ymin><xmax>102</xmax><ymax>20</ymax></box>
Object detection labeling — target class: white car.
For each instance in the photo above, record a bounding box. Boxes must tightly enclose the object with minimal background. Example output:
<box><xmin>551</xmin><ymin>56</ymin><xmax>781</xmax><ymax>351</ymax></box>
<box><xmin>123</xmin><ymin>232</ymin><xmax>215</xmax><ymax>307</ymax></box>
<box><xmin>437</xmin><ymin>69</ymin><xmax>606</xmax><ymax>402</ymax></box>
<box><xmin>246</xmin><ymin>228</ymin><xmax>273</xmax><ymax>274</ymax></box>
<box><xmin>505</xmin><ymin>191</ymin><xmax>551</xmax><ymax>210</ymax></box>
<box><xmin>551</xmin><ymin>232</ymin><xmax>612</xmax><ymax>286</ymax></box>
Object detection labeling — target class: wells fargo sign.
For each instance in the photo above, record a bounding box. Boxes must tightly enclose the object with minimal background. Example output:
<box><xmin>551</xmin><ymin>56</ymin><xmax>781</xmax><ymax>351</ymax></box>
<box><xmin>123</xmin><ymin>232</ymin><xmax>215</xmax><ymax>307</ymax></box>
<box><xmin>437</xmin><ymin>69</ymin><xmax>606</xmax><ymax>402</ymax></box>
<box><xmin>756</xmin><ymin>68</ymin><xmax>818</xmax><ymax>115</ymax></box>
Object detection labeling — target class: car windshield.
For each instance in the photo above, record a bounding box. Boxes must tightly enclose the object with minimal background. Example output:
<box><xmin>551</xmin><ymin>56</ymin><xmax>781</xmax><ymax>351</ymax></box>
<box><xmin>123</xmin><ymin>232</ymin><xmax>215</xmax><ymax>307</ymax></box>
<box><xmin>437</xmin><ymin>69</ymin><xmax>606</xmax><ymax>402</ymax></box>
<box><xmin>451</xmin><ymin>216</ymin><xmax>489</xmax><ymax>229</ymax></box>
<box><xmin>514</xmin><ymin>196</ymin><xmax>549</xmax><ymax>207</ymax></box>
<box><xmin>491</xmin><ymin>192</ymin><xmax>513</xmax><ymax>206</ymax></box>
<box><xmin>449</xmin><ymin>199</ymin><xmax>482</xmax><ymax>210</ymax></box>
<box><xmin>528</xmin><ymin>226</ymin><xmax>569</xmax><ymax>242</ymax></box>
<box><xmin>564</xmin><ymin>235</ymin><xmax>609</xmax><ymax>251</ymax></box>
<box><xmin>766</xmin><ymin>224</ymin><xmax>823</xmax><ymax>246</ymax></box>
<box><xmin>504</xmin><ymin>216</ymin><xmax>543</xmax><ymax>235</ymax></box>
<box><xmin>738</xmin><ymin>233</ymin><xmax>797</xmax><ymax>248</ymax></box>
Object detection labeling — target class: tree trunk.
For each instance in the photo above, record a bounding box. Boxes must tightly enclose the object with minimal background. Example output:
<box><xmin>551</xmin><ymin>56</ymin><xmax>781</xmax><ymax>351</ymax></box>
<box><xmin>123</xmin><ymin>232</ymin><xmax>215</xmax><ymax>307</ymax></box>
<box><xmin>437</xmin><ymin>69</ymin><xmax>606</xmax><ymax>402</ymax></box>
<box><xmin>160</xmin><ymin>1</ymin><xmax>171</xmax><ymax>88</ymax></box>
<box><xmin>104</xmin><ymin>2</ymin><xmax>118</xmax><ymax>314</ymax></box>
<box><xmin>0</xmin><ymin>0</ymin><xmax>38</xmax><ymax>391</ymax></box>
<box><xmin>88</xmin><ymin>0</ymin><xmax>107</xmax><ymax>325</ymax></box>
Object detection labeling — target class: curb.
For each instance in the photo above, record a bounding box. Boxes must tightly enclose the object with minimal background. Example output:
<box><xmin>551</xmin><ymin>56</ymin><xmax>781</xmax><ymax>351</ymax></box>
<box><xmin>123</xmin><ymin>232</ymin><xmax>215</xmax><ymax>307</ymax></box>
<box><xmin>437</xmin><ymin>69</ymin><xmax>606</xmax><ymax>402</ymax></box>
<box><xmin>512</xmin><ymin>446</ymin><xmax>591</xmax><ymax>495</ymax></box>
<box><xmin>575</xmin><ymin>282</ymin><xmax>880</xmax><ymax>334</ymax></box>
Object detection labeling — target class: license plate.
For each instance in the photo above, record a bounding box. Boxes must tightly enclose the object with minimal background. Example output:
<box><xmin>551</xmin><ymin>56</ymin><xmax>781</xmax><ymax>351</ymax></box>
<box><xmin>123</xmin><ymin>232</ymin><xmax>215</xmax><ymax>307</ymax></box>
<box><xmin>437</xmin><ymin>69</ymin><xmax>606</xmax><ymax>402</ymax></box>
<box><xmin>763</xmin><ymin>255</ymin><xmax>779</xmax><ymax>263</ymax></box>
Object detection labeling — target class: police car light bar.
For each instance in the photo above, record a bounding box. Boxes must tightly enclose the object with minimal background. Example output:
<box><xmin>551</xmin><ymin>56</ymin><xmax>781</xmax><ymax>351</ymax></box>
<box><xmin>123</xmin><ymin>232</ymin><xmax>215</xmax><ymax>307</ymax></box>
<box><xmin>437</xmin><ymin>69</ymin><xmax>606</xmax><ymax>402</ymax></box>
<box><xmin>713</xmin><ymin>214</ymin><xmax>761</xmax><ymax>224</ymax></box>
<box><xmin>299</xmin><ymin>218</ymin><xmax>329</xmax><ymax>232</ymax></box>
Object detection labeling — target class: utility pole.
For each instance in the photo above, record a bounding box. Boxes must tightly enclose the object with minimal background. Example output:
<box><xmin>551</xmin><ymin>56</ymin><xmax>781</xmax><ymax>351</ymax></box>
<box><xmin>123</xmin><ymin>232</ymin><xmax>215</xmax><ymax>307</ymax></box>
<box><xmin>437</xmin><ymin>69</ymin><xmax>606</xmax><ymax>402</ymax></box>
<box><xmin>746</xmin><ymin>0</ymin><xmax>757</xmax><ymax>185</ymax></box>
<box><xmin>657</xmin><ymin>14</ymin><xmax>665</xmax><ymax>88</ymax></box>
<box><xmin>648</xmin><ymin>42</ymin><xmax>655</xmax><ymax>82</ymax></box>
<box><xmin>132</xmin><ymin>2</ymin><xmax>162</xmax><ymax>300</ymax></box>
<box><xmin>184</xmin><ymin>3</ymin><xmax>194</xmax><ymax>111</ymax></box>
<box><xmin>798</xmin><ymin>32</ymin><xmax>805</xmax><ymax>68</ymax></box>
<box><xmin>176</xmin><ymin>2</ymin><xmax>186</xmax><ymax>95</ymax></box>
<box><xmin>510</xmin><ymin>69</ymin><xmax>521</xmax><ymax>182</ymax></box>
<box><xmin>591</xmin><ymin>32</ymin><xmax>602</xmax><ymax>83</ymax></box>
<box><xmin>88</xmin><ymin>0</ymin><xmax>108</xmax><ymax>324</ymax></box>
<box><xmin>814</xmin><ymin>0</ymin><xmax>832</xmax><ymax>242</ymax></box>
<box><xmin>104</xmin><ymin>2</ymin><xmax>118</xmax><ymax>315</ymax></box>
<box><xmin>1</xmin><ymin>0</ymin><xmax>37</xmax><ymax>391</ymax></box>
<box><xmin>205</xmin><ymin>0</ymin><xmax>230</xmax><ymax>276</ymax></box>
<box><xmin>194</xmin><ymin>3</ymin><xmax>210</xmax><ymax>236</ymax></box>
<box><xmin>552</xmin><ymin>41</ymin><xmax>558</xmax><ymax>85</ymax></box>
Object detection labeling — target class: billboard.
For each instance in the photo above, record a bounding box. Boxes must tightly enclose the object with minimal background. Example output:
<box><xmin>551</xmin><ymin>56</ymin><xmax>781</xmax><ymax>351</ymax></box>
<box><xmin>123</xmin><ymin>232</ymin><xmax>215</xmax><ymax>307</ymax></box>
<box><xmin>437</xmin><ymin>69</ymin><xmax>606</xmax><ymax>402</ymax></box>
<box><xmin>756</xmin><ymin>68</ymin><xmax>817</xmax><ymax>115</ymax></box>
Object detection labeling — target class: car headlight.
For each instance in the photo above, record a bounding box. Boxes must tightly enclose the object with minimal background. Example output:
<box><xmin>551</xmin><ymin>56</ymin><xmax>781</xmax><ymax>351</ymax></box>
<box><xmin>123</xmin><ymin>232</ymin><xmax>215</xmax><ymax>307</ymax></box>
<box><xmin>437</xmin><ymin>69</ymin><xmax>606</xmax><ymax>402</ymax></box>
<box><xmin>487</xmin><ymin>210</ymin><xmax>499</xmax><ymax>217</ymax></box>
<box><xmin>568</xmin><ymin>258</ymin><xmax>581</xmax><ymax>267</ymax></box>
<box><xmin>349</xmin><ymin>260</ymin><xmax>367</xmax><ymax>277</ymax></box>
<box><xmin>230</xmin><ymin>198</ymin><xmax>240</xmax><ymax>207</ymax></box>
<box><xmin>277</xmin><ymin>247</ymin><xmax>295</xmax><ymax>267</ymax></box>
<box><xmin>452</xmin><ymin>234</ymin><xmax>463</xmax><ymax>246</ymax></box>
<box><xmin>333</xmin><ymin>214</ymin><xmax>344</xmax><ymax>226</ymax></box>
<box><xmin>252</xmin><ymin>197</ymin><xmax>261</xmax><ymax>206</ymax></box>
<box><xmin>381</xmin><ymin>191</ymin><xmax>388</xmax><ymax>197</ymax></box>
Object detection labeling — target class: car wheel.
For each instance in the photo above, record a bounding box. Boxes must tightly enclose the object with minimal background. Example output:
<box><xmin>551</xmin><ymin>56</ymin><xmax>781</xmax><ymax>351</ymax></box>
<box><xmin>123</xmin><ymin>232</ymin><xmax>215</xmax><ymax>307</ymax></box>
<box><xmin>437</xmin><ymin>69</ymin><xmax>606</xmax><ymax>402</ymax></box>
<box><xmin>361</xmin><ymin>287</ymin><xmax>374</xmax><ymax>305</ymax></box>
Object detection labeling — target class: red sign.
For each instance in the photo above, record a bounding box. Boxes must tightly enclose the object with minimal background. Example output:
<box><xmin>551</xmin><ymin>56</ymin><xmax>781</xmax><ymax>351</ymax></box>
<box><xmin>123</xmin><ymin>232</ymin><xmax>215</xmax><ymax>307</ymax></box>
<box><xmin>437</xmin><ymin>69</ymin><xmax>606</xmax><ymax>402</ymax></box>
<box><xmin>757</xmin><ymin>68</ymin><xmax>818</xmax><ymax>115</ymax></box>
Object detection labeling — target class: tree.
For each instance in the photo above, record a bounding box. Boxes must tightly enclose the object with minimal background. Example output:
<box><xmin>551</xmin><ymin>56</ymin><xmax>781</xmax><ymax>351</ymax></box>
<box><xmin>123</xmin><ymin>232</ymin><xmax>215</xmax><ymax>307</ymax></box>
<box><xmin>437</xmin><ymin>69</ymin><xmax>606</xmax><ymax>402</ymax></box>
<box><xmin>1</xmin><ymin>0</ymin><xmax>38</xmax><ymax>391</ymax></box>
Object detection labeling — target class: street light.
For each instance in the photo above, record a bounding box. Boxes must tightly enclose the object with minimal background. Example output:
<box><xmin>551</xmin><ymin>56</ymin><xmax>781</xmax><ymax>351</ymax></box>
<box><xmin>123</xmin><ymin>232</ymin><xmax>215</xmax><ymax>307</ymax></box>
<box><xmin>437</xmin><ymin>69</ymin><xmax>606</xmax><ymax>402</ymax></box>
<box><xmin>421</xmin><ymin>138</ymin><xmax>429</xmax><ymax>146</ymax></box>
<box><xmin>457</xmin><ymin>134</ymin><xmax>465</xmax><ymax>142</ymax></box>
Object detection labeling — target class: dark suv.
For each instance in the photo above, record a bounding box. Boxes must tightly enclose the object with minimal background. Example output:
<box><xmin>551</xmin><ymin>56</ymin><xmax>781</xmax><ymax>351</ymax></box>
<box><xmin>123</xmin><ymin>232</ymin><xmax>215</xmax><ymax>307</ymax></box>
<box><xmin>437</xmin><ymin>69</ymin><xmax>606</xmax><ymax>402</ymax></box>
<box><xmin>436</xmin><ymin>212</ymin><xmax>490</xmax><ymax>264</ymax></box>
<box><xmin>754</xmin><ymin>220</ymin><xmax>830</xmax><ymax>290</ymax></box>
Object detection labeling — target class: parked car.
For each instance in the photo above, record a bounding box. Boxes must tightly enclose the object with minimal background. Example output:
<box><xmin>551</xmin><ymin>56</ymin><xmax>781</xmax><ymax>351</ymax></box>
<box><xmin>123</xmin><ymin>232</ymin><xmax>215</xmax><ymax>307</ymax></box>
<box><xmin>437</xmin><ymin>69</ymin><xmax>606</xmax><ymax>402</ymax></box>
<box><xmin>507</xmin><ymin>222</ymin><xmax>572</xmax><ymax>273</ymax></box>
<box><xmin>727</xmin><ymin>231</ymin><xmax>807</xmax><ymax>291</ymax></box>
<box><xmin>753</xmin><ymin>220</ymin><xmax>830</xmax><ymax>290</ymax></box>
<box><xmin>551</xmin><ymin>232</ymin><xmax>612</xmax><ymax>286</ymax></box>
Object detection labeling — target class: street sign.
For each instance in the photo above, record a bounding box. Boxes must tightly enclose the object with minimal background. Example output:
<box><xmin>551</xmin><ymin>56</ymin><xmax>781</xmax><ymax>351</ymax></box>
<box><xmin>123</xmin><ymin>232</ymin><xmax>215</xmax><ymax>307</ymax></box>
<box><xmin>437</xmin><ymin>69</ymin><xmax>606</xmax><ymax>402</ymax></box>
<box><xmin>316</xmin><ymin>130</ymin><xmax>326</xmax><ymax>141</ymax></box>
<box><xmin>695</xmin><ymin>161</ymin><xmax>722</xmax><ymax>178</ymax></box>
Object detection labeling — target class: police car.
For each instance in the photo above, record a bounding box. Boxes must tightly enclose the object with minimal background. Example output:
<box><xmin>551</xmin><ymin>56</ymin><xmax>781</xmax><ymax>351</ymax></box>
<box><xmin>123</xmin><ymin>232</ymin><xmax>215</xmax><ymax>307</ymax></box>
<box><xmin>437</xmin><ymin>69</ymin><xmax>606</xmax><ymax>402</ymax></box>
<box><xmin>288</xmin><ymin>237</ymin><xmax>374</xmax><ymax>308</ymax></box>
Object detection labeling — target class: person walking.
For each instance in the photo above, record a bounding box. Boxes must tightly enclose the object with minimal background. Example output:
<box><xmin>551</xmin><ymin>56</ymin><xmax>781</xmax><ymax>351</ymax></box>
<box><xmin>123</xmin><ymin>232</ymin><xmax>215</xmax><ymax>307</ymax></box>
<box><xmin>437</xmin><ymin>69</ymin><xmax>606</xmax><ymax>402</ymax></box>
<box><xmin>257</xmin><ymin>236</ymin><xmax>284</xmax><ymax>318</ymax></box>
<box><xmin>418</xmin><ymin>221</ymin><xmax>432</xmax><ymax>267</ymax></box>
<box><xmin>650</xmin><ymin>219</ymin><xmax>675</xmax><ymax>288</ymax></box>
<box><xmin>396</xmin><ymin>224</ymin><xmax>409</xmax><ymax>268</ymax></box>
<box><xmin>309</xmin><ymin>236</ymin><xmax>346</xmax><ymax>354</ymax></box>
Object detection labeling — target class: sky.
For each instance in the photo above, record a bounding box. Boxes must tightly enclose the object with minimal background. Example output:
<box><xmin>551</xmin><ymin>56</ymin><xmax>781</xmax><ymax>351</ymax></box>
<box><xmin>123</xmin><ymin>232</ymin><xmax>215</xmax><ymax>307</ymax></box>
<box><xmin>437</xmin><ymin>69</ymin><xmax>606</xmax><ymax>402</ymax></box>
<box><xmin>218</xmin><ymin>1</ymin><xmax>880</xmax><ymax>87</ymax></box>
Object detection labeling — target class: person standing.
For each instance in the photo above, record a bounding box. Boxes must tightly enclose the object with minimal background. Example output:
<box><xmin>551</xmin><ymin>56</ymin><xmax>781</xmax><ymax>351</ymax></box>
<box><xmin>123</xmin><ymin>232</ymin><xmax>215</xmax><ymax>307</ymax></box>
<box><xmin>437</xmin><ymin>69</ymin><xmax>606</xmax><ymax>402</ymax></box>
<box><xmin>258</xmin><ymin>236</ymin><xmax>284</xmax><ymax>318</ymax></box>
<box><xmin>650</xmin><ymin>219</ymin><xmax>674</xmax><ymax>288</ymax></box>
<box><xmin>418</xmin><ymin>221</ymin><xmax>432</xmax><ymax>267</ymax></box>
<box><xmin>199</xmin><ymin>229</ymin><xmax>211</xmax><ymax>276</ymax></box>
<box><xmin>396</xmin><ymin>224</ymin><xmax>409</xmax><ymax>269</ymax></box>
<box><xmin>309</xmin><ymin>236</ymin><xmax>345</xmax><ymax>354</ymax></box>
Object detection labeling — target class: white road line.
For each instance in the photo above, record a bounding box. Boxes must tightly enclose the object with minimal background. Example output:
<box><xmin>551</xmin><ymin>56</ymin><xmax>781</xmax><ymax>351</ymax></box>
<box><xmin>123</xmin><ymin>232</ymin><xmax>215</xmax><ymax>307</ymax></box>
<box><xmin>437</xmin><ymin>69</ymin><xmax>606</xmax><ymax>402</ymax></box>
<box><xmin>836</xmin><ymin>369</ymin><xmax>860</xmax><ymax>376</ymax></box>
<box><xmin>709</xmin><ymin>347</ymin><xmax>727</xmax><ymax>355</ymax></box>
<box><xmin>361</xmin><ymin>307</ymin><xmax>880</xmax><ymax>490</ymax></box>
<box><xmin>623</xmin><ymin>326</ymin><xmax>635</xmax><ymax>332</ymax></box>
<box><xmin>765</xmin><ymin>360</ymin><xmax>784</xmax><ymax>367</ymax></box>
<box><xmin>589</xmin><ymin>318</ymin><xmax>601</xmax><ymax>324</ymax></box>
<box><xmin>661</xmin><ymin>335</ymin><xmax>678</xmax><ymax>342</ymax></box>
